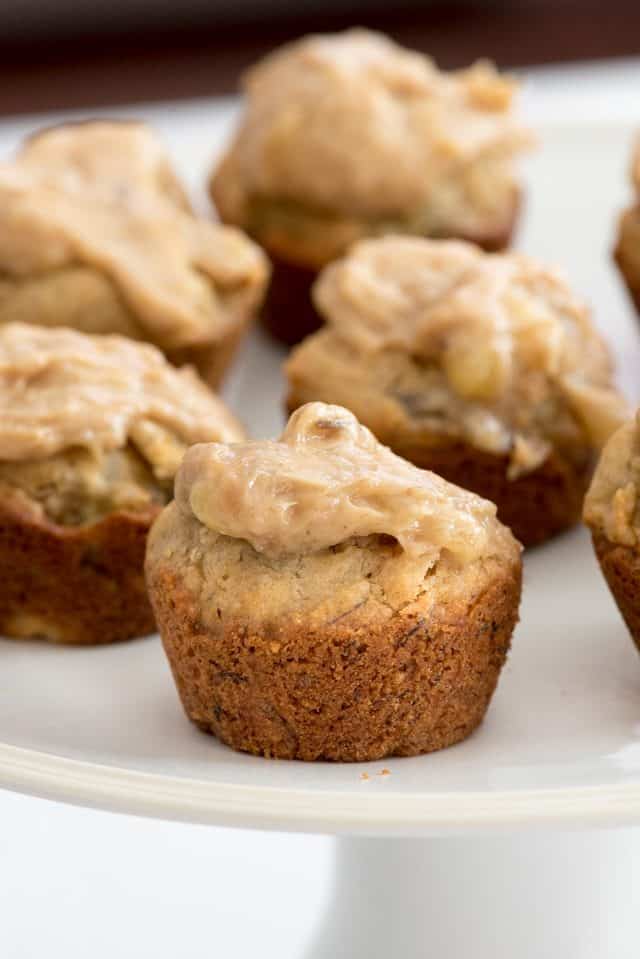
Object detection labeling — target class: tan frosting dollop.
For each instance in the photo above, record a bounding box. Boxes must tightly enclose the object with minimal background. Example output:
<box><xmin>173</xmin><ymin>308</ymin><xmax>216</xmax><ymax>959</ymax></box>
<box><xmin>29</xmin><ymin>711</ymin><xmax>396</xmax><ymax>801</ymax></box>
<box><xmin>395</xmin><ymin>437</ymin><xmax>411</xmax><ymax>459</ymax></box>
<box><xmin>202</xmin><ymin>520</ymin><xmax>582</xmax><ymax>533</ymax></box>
<box><xmin>175</xmin><ymin>401</ymin><xmax>515</xmax><ymax>565</ymax></box>
<box><xmin>0</xmin><ymin>323</ymin><xmax>244</xmax><ymax>476</ymax></box>
<box><xmin>217</xmin><ymin>29</ymin><xmax>529</xmax><ymax>223</ymax></box>
<box><xmin>584</xmin><ymin>410</ymin><xmax>640</xmax><ymax>546</ymax></box>
<box><xmin>0</xmin><ymin>122</ymin><xmax>268</xmax><ymax>350</ymax></box>
<box><xmin>310</xmin><ymin>236</ymin><xmax>628</xmax><ymax>472</ymax></box>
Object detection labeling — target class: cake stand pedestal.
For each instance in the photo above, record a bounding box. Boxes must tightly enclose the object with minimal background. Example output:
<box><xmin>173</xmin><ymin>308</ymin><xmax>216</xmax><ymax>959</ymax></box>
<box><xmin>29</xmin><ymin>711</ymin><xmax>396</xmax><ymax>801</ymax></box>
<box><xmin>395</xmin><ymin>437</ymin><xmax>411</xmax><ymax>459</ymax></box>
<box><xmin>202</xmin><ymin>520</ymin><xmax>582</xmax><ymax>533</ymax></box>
<box><xmin>307</xmin><ymin>831</ymin><xmax>639</xmax><ymax>959</ymax></box>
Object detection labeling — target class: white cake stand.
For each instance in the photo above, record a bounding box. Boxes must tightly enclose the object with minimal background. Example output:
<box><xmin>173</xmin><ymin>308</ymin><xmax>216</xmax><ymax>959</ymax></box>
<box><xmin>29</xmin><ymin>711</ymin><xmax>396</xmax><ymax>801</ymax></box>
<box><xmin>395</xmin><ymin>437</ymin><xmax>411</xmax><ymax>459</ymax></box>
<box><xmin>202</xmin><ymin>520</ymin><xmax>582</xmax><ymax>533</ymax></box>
<box><xmin>2</xmin><ymin>74</ymin><xmax>640</xmax><ymax>956</ymax></box>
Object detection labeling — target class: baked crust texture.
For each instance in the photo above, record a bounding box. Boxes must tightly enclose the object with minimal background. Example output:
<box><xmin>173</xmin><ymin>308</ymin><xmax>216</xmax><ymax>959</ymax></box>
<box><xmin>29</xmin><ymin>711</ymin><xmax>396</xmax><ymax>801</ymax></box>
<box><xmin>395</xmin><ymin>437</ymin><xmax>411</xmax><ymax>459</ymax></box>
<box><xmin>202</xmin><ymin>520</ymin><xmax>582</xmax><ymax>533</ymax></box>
<box><xmin>0</xmin><ymin>489</ymin><xmax>158</xmax><ymax>645</ymax></box>
<box><xmin>592</xmin><ymin>533</ymin><xmax>640</xmax><ymax>652</ymax></box>
<box><xmin>146</xmin><ymin>510</ymin><xmax>522</xmax><ymax>761</ymax></box>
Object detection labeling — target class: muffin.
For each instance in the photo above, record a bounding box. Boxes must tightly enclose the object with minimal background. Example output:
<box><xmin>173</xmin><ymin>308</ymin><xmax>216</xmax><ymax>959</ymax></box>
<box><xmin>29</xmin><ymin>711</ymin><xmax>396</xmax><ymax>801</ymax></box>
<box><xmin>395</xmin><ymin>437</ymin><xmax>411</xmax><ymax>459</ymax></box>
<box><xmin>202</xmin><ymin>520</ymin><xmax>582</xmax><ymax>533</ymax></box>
<box><xmin>211</xmin><ymin>28</ymin><xmax>531</xmax><ymax>345</ymax></box>
<box><xmin>584</xmin><ymin>410</ymin><xmax>640</xmax><ymax>651</ymax></box>
<box><xmin>0</xmin><ymin>121</ymin><xmax>269</xmax><ymax>387</ymax></box>
<box><xmin>146</xmin><ymin>402</ymin><xmax>522</xmax><ymax>762</ymax></box>
<box><xmin>286</xmin><ymin>237</ymin><xmax>628</xmax><ymax>547</ymax></box>
<box><xmin>614</xmin><ymin>141</ymin><xmax>640</xmax><ymax>313</ymax></box>
<box><xmin>0</xmin><ymin>323</ymin><xmax>244</xmax><ymax>645</ymax></box>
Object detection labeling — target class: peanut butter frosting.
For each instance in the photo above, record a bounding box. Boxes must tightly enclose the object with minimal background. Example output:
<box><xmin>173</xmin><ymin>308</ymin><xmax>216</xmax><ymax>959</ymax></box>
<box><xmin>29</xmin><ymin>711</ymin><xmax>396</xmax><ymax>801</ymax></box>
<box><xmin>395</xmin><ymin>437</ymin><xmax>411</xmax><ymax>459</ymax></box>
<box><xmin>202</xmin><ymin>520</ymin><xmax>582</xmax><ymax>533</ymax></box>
<box><xmin>0</xmin><ymin>122</ymin><xmax>268</xmax><ymax>350</ymax></box>
<box><xmin>0</xmin><ymin>323</ymin><xmax>244</xmax><ymax>478</ymax></box>
<box><xmin>289</xmin><ymin>237</ymin><xmax>627</xmax><ymax>476</ymax></box>
<box><xmin>175</xmin><ymin>402</ymin><xmax>516</xmax><ymax>565</ymax></box>
<box><xmin>584</xmin><ymin>411</ymin><xmax>640</xmax><ymax>546</ymax></box>
<box><xmin>213</xmin><ymin>29</ymin><xmax>530</xmax><ymax>246</ymax></box>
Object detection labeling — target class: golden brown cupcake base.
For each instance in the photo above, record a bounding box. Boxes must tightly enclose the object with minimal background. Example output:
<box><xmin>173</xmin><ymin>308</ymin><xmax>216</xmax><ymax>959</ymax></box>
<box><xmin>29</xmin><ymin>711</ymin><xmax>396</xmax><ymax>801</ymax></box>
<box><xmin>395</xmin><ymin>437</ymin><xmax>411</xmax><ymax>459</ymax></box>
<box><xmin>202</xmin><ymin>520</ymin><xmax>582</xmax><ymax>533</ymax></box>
<box><xmin>385</xmin><ymin>440</ymin><xmax>591</xmax><ymax>548</ymax></box>
<box><xmin>0</xmin><ymin>491</ymin><xmax>159</xmax><ymax>645</ymax></box>
<box><xmin>260</xmin><ymin>202</ymin><xmax>521</xmax><ymax>347</ymax></box>
<box><xmin>592</xmin><ymin>533</ymin><xmax>640</xmax><ymax>652</ymax></box>
<box><xmin>148</xmin><ymin>558</ymin><xmax>521</xmax><ymax>762</ymax></box>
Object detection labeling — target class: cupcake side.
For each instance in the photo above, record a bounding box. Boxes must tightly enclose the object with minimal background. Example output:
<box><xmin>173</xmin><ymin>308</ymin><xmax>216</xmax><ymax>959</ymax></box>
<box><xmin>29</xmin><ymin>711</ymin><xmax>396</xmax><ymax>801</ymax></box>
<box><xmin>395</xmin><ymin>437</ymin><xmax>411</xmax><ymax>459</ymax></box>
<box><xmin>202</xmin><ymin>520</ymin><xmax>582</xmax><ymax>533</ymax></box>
<box><xmin>286</xmin><ymin>236</ymin><xmax>628</xmax><ymax>546</ymax></box>
<box><xmin>0</xmin><ymin>121</ymin><xmax>269</xmax><ymax>387</ymax></box>
<box><xmin>146</xmin><ymin>402</ymin><xmax>522</xmax><ymax>761</ymax></box>
<box><xmin>584</xmin><ymin>411</ymin><xmax>640</xmax><ymax>650</ymax></box>
<box><xmin>0</xmin><ymin>323</ymin><xmax>245</xmax><ymax>645</ymax></box>
<box><xmin>210</xmin><ymin>28</ymin><xmax>531</xmax><ymax>345</ymax></box>
<box><xmin>614</xmin><ymin>141</ymin><xmax>640</xmax><ymax>314</ymax></box>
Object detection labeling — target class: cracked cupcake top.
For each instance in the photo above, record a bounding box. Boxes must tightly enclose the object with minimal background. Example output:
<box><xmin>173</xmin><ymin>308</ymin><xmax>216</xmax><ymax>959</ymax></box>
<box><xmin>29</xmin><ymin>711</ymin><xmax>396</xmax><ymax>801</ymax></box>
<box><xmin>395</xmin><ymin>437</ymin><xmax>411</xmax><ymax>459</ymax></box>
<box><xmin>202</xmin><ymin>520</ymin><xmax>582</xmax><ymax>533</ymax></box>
<box><xmin>0</xmin><ymin>323</ymin><xmax>244</xmax><ymax>477</ymax></box>
<box><xmin>175</xmin><ymin>401</ymin><xmax>516</xmax><ymax>564</ymax></box>
<box><xmin>0</xmin><ymin>122</ymin><xmax>268</xmax><ymax>350</ymax></box>
<box><xmin>288</xmin><ymin>237</ymin><xmax>627</xmax><ymax>476</ymax></box>
<box><xmin>212</xmin><ymin>28</ymin><xmax>530</xmax><ymax>250</ymax></box>
<box><xmin>584</xmin><ymin>410</ymin><xmax>640</xmax><ymax>546</ymax></box>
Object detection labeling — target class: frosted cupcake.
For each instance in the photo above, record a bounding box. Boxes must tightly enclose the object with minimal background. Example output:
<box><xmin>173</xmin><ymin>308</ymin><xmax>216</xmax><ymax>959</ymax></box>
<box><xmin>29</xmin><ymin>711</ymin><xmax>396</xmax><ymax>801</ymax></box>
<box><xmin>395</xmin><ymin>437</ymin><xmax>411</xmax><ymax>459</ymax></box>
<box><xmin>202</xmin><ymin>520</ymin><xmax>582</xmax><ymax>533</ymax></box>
<box><xmin>0</xmin><ymin>323</ymin><xmax>244</xmax><ymax>645</ymax></box>
<box><xmin>146</xmin><ymin>402</ymin><xmax>522</xmax><ymax>761</ymax></box>
<box><xmin>286</xmin><ymin>237</ymin><xmax>628</xmax><ymax>546</ymax></box>
<box><xmin>211</xmin><ymin>29</ymin><xmax>531</xmax><ymax>345</ymax></box>
<box><xmin>0</xmin><ymin>121</ymin><xmax>269</xmax><ymax>386</ymax></box>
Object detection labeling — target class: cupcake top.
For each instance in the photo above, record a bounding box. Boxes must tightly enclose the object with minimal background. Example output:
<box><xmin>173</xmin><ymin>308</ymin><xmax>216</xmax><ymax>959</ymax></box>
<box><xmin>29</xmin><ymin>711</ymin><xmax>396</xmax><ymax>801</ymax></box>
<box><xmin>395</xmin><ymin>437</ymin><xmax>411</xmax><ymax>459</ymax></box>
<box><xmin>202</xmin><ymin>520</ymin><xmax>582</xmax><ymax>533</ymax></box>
<box><xmin>0</xmin><ymin>323</ymin><xmax>244</xmax><ymax>478</ymax></box>
<box><xmin>295</xmin><ymin>237</ymin><xmax>627</xmax><ymax>475</ymax></box>
<box><xmin>213</xmin><ymin>29</ymin><xmax>529</xmax><ymax>229</ymax></box>
<box><xmin>0</xmin><ymin>122</ymin><xmax>268</xmax><ymax>350</ymax></box>
<box><xmin>584</xmin><ymin>410</ymin><xmax>640</xmax><ymax>546</ymax></box>
<box><xmin>175</xmin><ymin>401</ymin><xmax>516</xmax><ymax>565</ymax></box>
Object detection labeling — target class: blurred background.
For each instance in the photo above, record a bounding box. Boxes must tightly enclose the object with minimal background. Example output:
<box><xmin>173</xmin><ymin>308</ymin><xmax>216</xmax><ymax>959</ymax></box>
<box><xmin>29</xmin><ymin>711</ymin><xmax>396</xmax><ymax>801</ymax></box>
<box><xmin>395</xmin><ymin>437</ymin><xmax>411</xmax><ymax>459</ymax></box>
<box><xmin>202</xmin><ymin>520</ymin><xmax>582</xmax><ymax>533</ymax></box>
<box><xmin>1</xmin><ymin>0</ymin><xmax>639</xmax><ymax>116</ymax></box>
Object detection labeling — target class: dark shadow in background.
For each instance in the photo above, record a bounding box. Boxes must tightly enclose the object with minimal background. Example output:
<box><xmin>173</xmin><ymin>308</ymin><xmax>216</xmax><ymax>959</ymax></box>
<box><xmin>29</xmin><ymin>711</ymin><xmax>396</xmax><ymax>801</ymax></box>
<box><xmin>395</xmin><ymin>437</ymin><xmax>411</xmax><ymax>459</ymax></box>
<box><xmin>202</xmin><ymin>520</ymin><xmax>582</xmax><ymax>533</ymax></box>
<box><xmin>1</xmin><ymin>0</ymin><xmax>639</xmax><ymax>115</ymax></box>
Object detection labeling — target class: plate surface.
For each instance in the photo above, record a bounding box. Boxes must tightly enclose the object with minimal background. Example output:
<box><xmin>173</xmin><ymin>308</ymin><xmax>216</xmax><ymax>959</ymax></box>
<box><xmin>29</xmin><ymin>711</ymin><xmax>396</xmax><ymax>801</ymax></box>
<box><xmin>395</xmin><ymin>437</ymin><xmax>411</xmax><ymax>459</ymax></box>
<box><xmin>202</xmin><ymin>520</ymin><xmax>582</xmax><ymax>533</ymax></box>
<box><xmin>2</xmin><ymin>77</ymin><xmax>640</xmax><ymax>834</ymax></box>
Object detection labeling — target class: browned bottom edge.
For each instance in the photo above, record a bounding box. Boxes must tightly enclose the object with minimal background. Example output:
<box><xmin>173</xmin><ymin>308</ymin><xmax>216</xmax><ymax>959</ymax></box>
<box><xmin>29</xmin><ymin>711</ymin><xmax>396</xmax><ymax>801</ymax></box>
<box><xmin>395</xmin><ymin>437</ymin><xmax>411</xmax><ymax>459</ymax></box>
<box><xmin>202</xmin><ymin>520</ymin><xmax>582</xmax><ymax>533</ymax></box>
<box><xmin>148</xmin><ymin>559</ymin><xmax>522</xmax><ymax>762</ymax></box>
<box><xmin>0</xmin><ymin>494</ymin><xmax>159</xmax><ymax>645</ymax></box>
<box><xmin>592</xmin><ymin>532</ymin><xmax>640</xmax><ymax>652</ymax></box>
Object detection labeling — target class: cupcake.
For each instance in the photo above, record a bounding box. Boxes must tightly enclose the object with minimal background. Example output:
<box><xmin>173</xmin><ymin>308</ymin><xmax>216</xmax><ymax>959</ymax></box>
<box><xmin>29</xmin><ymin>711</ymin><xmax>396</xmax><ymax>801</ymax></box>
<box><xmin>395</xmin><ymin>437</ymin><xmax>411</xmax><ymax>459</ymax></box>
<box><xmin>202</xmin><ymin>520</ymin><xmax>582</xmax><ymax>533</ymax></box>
<box><xmin>286</xmin><ymin>237</ymin><xmax>628</xmax><ymax>547</ymax></box>
<box><xmin>146</xmin><ymin>402</ymin><xmax>522</xmax><ymax>762</ymax></box>
<box><xmin>0</xmin><ymin>121</ymin><xmax>269</xmax><ymax>387</ymax></box>
<box><xmin>584</xmin><ymin>411</ymin><xmax>640</xmax><ymax>650</ymax></box>
<box><xmin>211</xmin><ymin>29</ymin><xmax>531</xmax><ymax>345</ymax></box>
<box><xmin>0</xmin><ymin>323</ymin><xmax>244</xmax><ymax>645</ymax></box>
<box><xmin>614</xmin><ymin>141</ymin><xmax>640</xmax><ymax>313</ymax></box>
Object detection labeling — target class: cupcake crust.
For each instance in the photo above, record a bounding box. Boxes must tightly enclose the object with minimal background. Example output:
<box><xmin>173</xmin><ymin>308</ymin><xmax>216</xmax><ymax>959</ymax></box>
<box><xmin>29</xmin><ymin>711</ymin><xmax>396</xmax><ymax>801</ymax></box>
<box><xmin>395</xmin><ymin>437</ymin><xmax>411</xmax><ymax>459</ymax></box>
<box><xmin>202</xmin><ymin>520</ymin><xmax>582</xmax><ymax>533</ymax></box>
<box><xmin>0</xmin><ymin>489</ymin><xmax>158</xmax><ymax>645</ymax></box>
<box><xmin>592</xmin><ymin>534</ymin><xmax>640</xmax><ymax>653</ymax></box>
<box><xmin>147</xmin><ymin>530</ymin><xmax>521</xmax><ymax>761</ymax></box>
<box><xmin>583</xmin><ymin>411</ymin><xmax>640</xmax><ymax>649</ymax></box>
